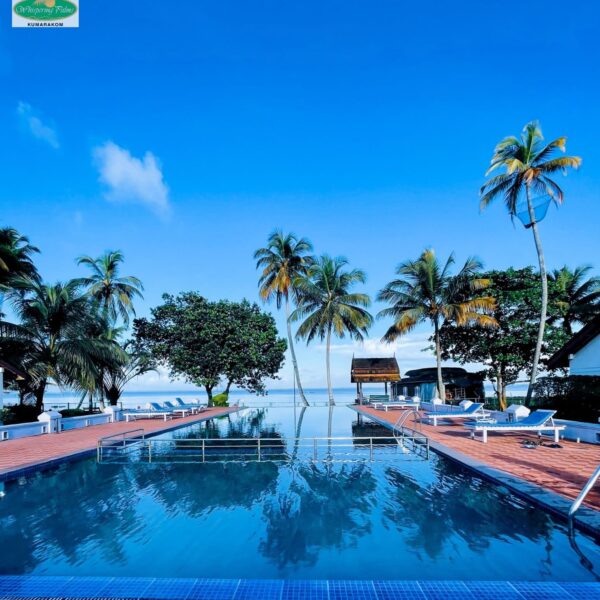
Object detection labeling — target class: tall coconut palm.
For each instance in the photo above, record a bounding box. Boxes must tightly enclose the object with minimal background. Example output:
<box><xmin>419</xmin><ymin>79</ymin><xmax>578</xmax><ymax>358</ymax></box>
<box><xmin>480</xmin><ymin>121</ymin><xmax>581</xmax><ymax>403</ymax></box>
<box><xmin>0</xmin><ymin>227</ymin><xmax>39</xmax><ymax>294</ymax></box>
<box><xmin>254</xmin><ymin>231</ymin><xmax>314</xmax><ymax>406</ymax></box>
<box><xmin>75</xmin><ymin>250</ymin><xmax>144</xmax><ymax>326</ymax></box>
<box><xmin>291</xmin><ymin>255</ymin><xmax>372</xmax><ymax>405</ymax></box>
<box><xmin>2</xmin><ymin>277</ymin><xmax>125</xmax><ymax>411</ymax></box>
<box><xmin>549</xmin><ymin>265</ymin><xmax>600</xmax><ymax>336</ymax></box>
<box><xmin>377</xmin><ymin>249</ymin><xmax>496</xmax><ymax>400</ymax></box>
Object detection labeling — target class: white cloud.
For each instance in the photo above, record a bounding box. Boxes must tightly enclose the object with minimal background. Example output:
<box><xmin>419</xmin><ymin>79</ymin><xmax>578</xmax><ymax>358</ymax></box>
<box><xmin>93</xmin><ymin>141</ymin><xmax>170</xmax><ymax>215</ymax></box>
<box><xmin>16</xmin><ymin>101</ymin><xmax>59</xmax><ymax>149</ymax></box>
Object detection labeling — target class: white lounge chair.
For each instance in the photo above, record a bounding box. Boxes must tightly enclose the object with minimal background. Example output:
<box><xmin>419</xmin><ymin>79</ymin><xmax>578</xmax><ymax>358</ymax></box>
<box><xmin>163</xmin><ymin>400</ymin><xmax>198</xmax><ymax>415</ymax></box>
<box><xmin>373</xmin><ymin>398</ymin><xmax>421</xmax><ymax>412</ymax></box>
<box><xmin>425</xmin><ymin>402</ymin><xmax>485</xmax><ymax>426</ymax></box>
<box><xmin>173</xmin><ymin>398</ymin><xmax>206</xmax><ymax>413</ymax></box>
<box><xmin>147</xmin><ymin>401</ymin><xmax>189</xmax><ymax>418</ymax></box>
<box><xmin>464</xmin><ymin>409</ymin><xmax>565</xmax><ymax>443</ymax></box>
<box><xmin>124</xmin><ymin>408</ymin><xmax>173</xmax><ymax>422</ymax></box>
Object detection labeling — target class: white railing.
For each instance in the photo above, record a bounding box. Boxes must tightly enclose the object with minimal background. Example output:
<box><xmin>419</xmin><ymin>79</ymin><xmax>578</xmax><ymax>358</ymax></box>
<box><xmin>0</xmin><ymin>420</ymin><xmax>49</xmax><ymax>441</ymax></box>
<box><xmin>0</xmin><ymin>409</ymin><xmax>118</xmax><ymax>441</ymax></box>
<box><xmin>60</xmin><ymin>413</ymin><xmax>112</xmax><ymax>432</ymax></box>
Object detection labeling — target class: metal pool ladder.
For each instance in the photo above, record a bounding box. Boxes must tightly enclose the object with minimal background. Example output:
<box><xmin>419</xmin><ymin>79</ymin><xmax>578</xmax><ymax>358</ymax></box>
<box><xmin>392</xmin><ymin>409</ymin><xmax>428</xmax><ymax>458</ymax></box>
<box><xmin>569</xmin><ymin>462</ymin><xmax>600</xmax><ymax>518</ymax></box>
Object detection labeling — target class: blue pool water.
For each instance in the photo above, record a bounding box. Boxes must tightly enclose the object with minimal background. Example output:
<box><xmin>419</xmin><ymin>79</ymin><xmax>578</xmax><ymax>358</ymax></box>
<box><xmin>0</xmin><ymin>406</ymin><xmax>598</xmax><ymax>581</ymax></box>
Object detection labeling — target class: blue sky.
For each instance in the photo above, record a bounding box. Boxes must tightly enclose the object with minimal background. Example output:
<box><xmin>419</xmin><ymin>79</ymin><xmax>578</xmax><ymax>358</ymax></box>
<box><xmin>1</xmin><ymin>1</ymin><xmax>599</xmax><ymax>392</ymax></box>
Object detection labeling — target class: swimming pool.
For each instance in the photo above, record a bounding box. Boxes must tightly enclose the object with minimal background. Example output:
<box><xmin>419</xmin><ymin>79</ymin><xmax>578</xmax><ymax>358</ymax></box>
<box><xmin>0</xmin><ymin>406</ymin><xmax>598</xmax><ymax>580</ymax></box>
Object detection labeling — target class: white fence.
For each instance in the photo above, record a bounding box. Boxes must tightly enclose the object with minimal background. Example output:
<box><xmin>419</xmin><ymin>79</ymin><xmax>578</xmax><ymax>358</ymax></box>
<box><xmin>0</xmin><ymin>408</ymin><xmax>118</xmax><ymax>442</ymax></box>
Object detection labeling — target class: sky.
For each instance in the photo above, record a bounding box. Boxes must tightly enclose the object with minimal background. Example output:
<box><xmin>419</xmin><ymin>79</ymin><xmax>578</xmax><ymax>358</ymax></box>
<box><xmin>1</xmin><ymin>1</ymin><xmax>599</xmax><ymax>393</ymax></box>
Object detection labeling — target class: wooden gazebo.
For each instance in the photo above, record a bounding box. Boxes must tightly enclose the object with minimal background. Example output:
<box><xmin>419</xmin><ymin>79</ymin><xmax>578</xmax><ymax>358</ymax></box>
<box><xmin>350</xmin><ymin>356</ymin><xmax>400</xmax><ymax>402</ymax></box>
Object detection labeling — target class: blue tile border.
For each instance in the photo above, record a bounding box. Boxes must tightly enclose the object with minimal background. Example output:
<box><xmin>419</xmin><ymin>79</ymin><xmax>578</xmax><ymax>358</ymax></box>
<box><xmin>0</xmin><ymin>577</ymin><xmax>598</xmax><ymax>600</ymax></box>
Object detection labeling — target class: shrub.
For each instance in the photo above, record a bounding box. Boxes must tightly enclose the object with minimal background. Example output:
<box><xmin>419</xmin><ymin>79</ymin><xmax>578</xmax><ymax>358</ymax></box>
<box><xmin>59</xmin><ymin>408</ymin><xmax>91</xmax><ymax>418</ymax></box>
<box><xmin>532</xmin><ymin>376</ymin><xmax>600</xmax><ymax>423</ymax></box>
<box><xmin>0</xmin><ymin>404</ymin><xmax>40</xmax><ymax>425</ymax></box>
<box><xmin>212</xmin><ymin>392</ymin><xmax>229</xmax><ymax>407</ymax></box>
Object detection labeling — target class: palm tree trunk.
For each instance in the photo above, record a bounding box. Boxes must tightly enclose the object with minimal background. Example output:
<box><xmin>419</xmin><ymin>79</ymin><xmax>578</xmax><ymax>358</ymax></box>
<box><xmin>292</xmin><ymin>406</ymin><xmax>306</xmax><ymax>460</ymax></box>
<box><xmin>525</xmin><ymin>185</ymin><xmax>547</xmax><ymax>406</ymax></box>
<box><xmin>286</xmin><ymin>299</ymin><xmax>308</xmax><ymax>406</ymax></box>
<box><xmin>433</xmin><ymin>320</ymin><xmax>445</xmax><ymax>400</ymax></box>
<box><xmin>326</xmin><ymin>326</ymin><xmax>335</xmax><ymax>405</ymax></box>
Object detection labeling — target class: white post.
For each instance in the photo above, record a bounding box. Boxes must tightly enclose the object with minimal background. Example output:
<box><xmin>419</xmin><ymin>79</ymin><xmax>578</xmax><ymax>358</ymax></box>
<box><xmin>38</xmin><ymin>409</ymin><xmax>62</xmax><ymax>434</ymax></box>
<box><xmin>0</xmin><ymin>367</ymin><xmax>4</xmax><ymax>412</ymax></box>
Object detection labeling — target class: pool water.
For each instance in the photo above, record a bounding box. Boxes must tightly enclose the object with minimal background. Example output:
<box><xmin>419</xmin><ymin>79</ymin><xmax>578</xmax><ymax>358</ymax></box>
<box><xmin>0</xmin><ymin>406</ymin><xmax>598</xmax><ymax>580</ymax></box>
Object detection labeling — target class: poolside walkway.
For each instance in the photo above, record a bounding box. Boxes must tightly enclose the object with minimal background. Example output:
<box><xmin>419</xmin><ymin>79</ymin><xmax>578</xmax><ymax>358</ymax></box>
<box><xmin>0</xmin><ymin>406</ymin><xmax>239</xmax><ymax>480</ymax></box>
<box><xmin>354</xmin><ymin>406</ymin><xmax>600</xmax><ymax>513</ymax></box>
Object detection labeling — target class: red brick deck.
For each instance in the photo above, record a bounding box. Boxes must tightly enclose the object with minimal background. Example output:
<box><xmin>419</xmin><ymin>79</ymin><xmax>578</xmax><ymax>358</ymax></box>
<box><xmin>356</xmin><ymin>406</ymin><xmax>600</xmax><ymax>511</ymax></box>
<box><xmin>0</xmin><ymin>406</ymin><xmax>239</xmax><ymax>478</ymax></box>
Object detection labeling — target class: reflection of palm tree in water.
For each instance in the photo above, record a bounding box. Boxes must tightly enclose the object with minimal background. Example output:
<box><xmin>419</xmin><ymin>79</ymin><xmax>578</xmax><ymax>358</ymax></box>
<box><xmin>259</xmin><ymin>463</ymin><xmax>377</xmax><ymax>568</ymax></box>
<box><xmin>383</xmin><ymin>463</ymin><xmax>555</xmax><ymax>562</ymax></box>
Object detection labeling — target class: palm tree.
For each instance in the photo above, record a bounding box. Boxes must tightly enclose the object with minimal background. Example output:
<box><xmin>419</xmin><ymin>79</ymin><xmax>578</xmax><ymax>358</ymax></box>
<box><xmin>2</xmin><ymin>278</ymin><xmax>125</xmax><ymax>411</ymax></box>
<box><xmin>549</xmin><ymin>265</ymin><xmax>600</xmax><ymax>336</ymax></box>
<box><xmin>75</xmin><ymin>250</ymin><xmax>144</xmax><ymax>326</ymax></box>
<box><xmin>103</xmin><ymin>345</ymin><xmax>156</xmax><ymax>406</ymax></box>
<box><xmin>291</xmin><ymin>255</ymin><xmax>372</xmax><ymax>405</ymax></box>
<box><xmin>0</xmin><ymin>227</ymin><xmax>39</xmax><ymax>294</ymax></box>
<box><xmin>254</xmin><ymin>231</ymin><xmax>314</xmax><ymax>406</ymax></box>
<box><xmin>377</xmin><ymin>249</ymin><xmax>496</xmax><ymax>400</ymax></box>
<box><xmin>480</xmin><ymin>121</ymin><xmax>581</xmax><ymax>403</ymax></box>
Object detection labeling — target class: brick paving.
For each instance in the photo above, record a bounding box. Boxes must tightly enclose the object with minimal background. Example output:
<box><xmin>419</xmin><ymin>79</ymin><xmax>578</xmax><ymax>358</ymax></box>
<box><xmin>0</xmin><ymin>406</ymin><xmax>239</xmax><ymax>478</ymax></box>
<box><xmin>356</xmin><ymin>405</ymin><xmax>600</xmax><ymax>511</ymax></box>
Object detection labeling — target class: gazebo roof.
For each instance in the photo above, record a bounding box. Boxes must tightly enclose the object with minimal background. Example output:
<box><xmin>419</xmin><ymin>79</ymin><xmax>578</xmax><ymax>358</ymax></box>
<box><xmin>351</xmin><ymin>357</ymin><xmax>400</xmax><ymax>383</ymax></box>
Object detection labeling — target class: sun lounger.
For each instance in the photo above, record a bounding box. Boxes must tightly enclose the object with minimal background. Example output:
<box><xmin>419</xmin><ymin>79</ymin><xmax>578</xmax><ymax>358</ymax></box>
<box><xmin>123</xmin><ymin>410</ymin><xmax>172</xmax><ymax>423</ymax></box>
<box><xmin>464</xmin><ymin>409</ymin><xmax>565</xmax><ymax>443</ymax></box>
<box><xmin>373</xmin><ymin>399</ymin><xmax>421</xmax><ymax>412</ymax></box>
<box><xmin>146</xmin><ymin>401</ymin><xmax>190</xmax><ymax>418</ymax></box>
<box><xmin>163</xmin><ymin>400</ymin><xmax>198</xmax><ymax>415</ymax></box>
<box><xmin>425</xmin><ymin>402</ymin><xmax>485</xmax><ymax>426</ymax></box>
<box><xmin>173</xmin><ymin>398</ymin><xmax>206</xmax><ymax>413</ymax></box>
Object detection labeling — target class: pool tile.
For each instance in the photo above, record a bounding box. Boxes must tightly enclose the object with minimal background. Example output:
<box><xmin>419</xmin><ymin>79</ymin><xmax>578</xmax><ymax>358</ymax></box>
<box><xmin>0</xmin><ymin>575</ymin><xmax>73</xmax><ymax>597</ymax></box>
<box><xmin>465</xmin><ymin>581</ymin><xmax>525</xmax><ymax>599</ymax></box>
<box><xmin>418</xmin><ymin>580</ymin><xmax>475</xmax><ymax>600</ymax></box>
<box><xmin>373</xmin><ymin>580</ymin><xmax>426</xmax><ymax>600</ymax></box>
<box><xmin>101</xmin><ymin>577</ymin><xmax>154</xmax><ymax>598</ymax></box>
<box><xmin>233</xmin><ymin>579</ymin><xmax>283</xmax><ymax>600</ymax></box>
<box><xmin>558</xmin><ymin>582</ymin><xmax>600</xmax><ymax>600</ymax></box>
<box><xmin>188</xmin><ymin>578</ymin><xmax>240</xmax><ymax>600</ymax></box>
<box><xmin>282</xmin><ymin>579</ymin><xmax>329</xmax><ymax>600</ymax></box>
<box><xmin>143</xmin><ymin>577</ymin><xmax>196</xmax><ymax>599</ymax></box>
<box><xmin>328</xmin><ymin>580</ymin><xmax>377</xmax><ymax>600</ymax></box>
<box><xmin>59</xmin><ymin>576</ymin><xmax>115</xmax><ymax>598</ymax></box>
<box><xmin>511</xmin><ymin>582</ymin><xmax>575</xmax><ymax>600</ymax></box>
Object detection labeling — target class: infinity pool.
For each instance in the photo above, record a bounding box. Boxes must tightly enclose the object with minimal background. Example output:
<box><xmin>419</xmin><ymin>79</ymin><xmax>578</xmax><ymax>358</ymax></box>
<box><xmin>0</xmin><ymin>406</ymin><xmax>598</xmax><ymax>580</ymax></box>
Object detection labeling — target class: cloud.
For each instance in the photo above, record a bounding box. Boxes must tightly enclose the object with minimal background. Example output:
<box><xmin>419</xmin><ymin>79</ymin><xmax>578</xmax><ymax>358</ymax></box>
<box><xmin>16</xmin><ymin>101</ymin><xmax>59</xmax><ymax>149</ymax></box>
<box><xmin>92</xmin><ymin>141</ymin><xmax>170</xmax><ymax>215</ymax></box>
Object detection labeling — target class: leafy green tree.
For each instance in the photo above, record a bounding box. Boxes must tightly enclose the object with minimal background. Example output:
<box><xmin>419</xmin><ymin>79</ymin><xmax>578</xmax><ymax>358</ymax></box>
<box><xmin>219</xmin><ymin>300</ymin><xmax>287</xmax><ymax>395</ymax></box>
<box><xmin>291</xmin><ymin>255</ymin><xmax>372</xmax><ymax>405</ymax></box>
<box><xmin>254</xmin><ymin>231</ymin><xmax>314</xmax><ymax>406</ymax></box>
<box><xmin>0</xmin><ymin>278</ymin><xmax>125</xmax><ymax>411</ymax></box>
<box><xmin>134</xmin><ymin>293</ymin><xmax>287</xmax><ymax>404</ymax></box>
<box><xmin>548</xmin><ymin>265</ymin><xmax>600</xmax><ymax>336</ymax></box>
<box><xmin>377</xmin><ymin>249</ymin><xmax>496</xmax><ymax>399</ymax></box>
<box><xmin>75</xmin><ymin>250</ymin><xmax>144</xmax><ymax>326</ymax></box>
<box><xmin>480</xmin><ymin>121</ymin><xmax>581</xmax><ymax>403</ymax></box>
<box><xmin>439</xmin><ymin>268</ymin><xmax>566</xmax><ymax>409</ymax></box>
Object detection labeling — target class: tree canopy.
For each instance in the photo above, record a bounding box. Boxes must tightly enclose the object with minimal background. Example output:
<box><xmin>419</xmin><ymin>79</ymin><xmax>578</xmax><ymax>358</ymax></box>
<box><xmin>134</xmin><ymin>293</ymin><xmax>286</xmax><ymax>403</ymax></box>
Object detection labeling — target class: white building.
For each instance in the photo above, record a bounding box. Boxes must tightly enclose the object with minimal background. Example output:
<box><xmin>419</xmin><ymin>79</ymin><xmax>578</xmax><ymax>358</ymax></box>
<box><xmin>548</xmin><ymin>316</ymin><xmax>600</xmax><ymax>375</ymax></box>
